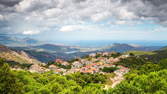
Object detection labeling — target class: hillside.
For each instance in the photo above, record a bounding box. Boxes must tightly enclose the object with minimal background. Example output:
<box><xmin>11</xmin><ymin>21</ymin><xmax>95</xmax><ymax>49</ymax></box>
<box><xmin>11</xmin><ymin>44</ymin><xmax>81</xmax><ymax>62</ymax></box>
<box><xmin>101</xmin><ymin>43</ymin><xmax>162</xmax><ymax>52</ymax></box>
<box><xmin>2</xmin><ymin>47</ymin><xmax>167</xmax><ymax>94</ymax></box>
<box><xmin>0</xmin><ymin>45</ymin><xmax>42</xmax><ymax>65</ymax></box>
<box><xmin>34</xmin><ymin>44</ymin><xmax>79</xmax><ymax>53</ymax></box>
<box><xmin>125</xmin><ymin>51</ymin><xmax>156</xmax><ymax>55</ymax></box>
<box><xmin>11</xmin><ymin>43</ymin><xmax>163</xmax><ymax>62</ymax></box>
<box><xmin>0</xmin><ymin>35</ymin><xmax>42</xmax><ymax>46</ymax></box>
<box><xmin>142</xmin><ymin>47</ymin><xmax>167</xmax><ymax>62</ymax></box>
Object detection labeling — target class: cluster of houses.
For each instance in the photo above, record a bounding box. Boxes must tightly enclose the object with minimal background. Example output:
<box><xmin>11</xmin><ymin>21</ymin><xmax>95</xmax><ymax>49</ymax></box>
<box><xmin>11</xmin><ymin>52</ymin><xmax>130</xmax><ymax>79</ymax></box>
<box><xmin>54</xmin><ymin>59</ymin><xmax>69</xmax><ymax>66</ymax></box>
<box><xmin>46</xmin><ymin>52</ymin><xmax>130</xmax><ymax>75</ymax></box>
<box><xmin>13</xmin><ymin>52</ymin><xmax>130</xmax><ymax>88</ymax></box>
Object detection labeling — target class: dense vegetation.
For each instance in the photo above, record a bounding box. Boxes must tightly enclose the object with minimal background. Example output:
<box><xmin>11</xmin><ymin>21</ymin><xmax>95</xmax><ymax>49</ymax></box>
<box><xmin>0</xmin><ymin>58</ymin><xmax>32</xmax><ymax>69</ymax></box>
<box><xmin>102</xmin><ymin>67</ymin><xmax>119</xmax><ymax>73</ymax></box>
<box><xmin>1</xmin><ymin>50</ymin><xmax>167</xmax><ymax>94</ymax></box>
<box><xmin>110</xmin><ymin>56</ymin><xmax>167</xmax><ymax>94</ymax></box>
<box><xmin>0</xmin><ymin>58</ymin><xmax>108</xmax><ymax>94</ymax></box>
<box><xmin>115</xmin><ymin>56</ymin><xmax>146</xmax><ymax>69</ymax></box>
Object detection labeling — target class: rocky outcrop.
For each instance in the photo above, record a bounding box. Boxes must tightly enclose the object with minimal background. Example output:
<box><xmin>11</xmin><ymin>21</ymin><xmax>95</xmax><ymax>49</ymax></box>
<box><xmin>0</xmin><ymin>44</ymin><xmax>43</xmax><ymax>65</ymax></box>
<box><xmin>29</xmin><ymin>64</ymin><xmax>49</xmax><ymax>73</ymax></box>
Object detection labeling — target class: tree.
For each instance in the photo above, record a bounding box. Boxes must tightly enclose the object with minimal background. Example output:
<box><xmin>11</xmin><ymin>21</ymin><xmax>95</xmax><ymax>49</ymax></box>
<box><xmin>102</xmin><ymin>67</ymin><xmax>118</xmax><ymax>73</ymax></box>
<box><xmin>159</xmin><ymin>59</ymin><xmax>167</xmax><ymax>69</ymax></box>
<box><xmin>116</xmin><ymin>57</ymin><xmax>146</xmax><ymax>69</ymax></box>
<box><xmin>51</xmin><ymin>83</ymin><xmax>63</xmax><ymax>93</ymax></box>
<box><xmin>0</xmin><ymin>64</ymin><xmax>24</xmax><ymax>94</ymax></box>
<box><xmin>39</xmin><ymin>88</ymin><xmax>52</xmax><ymax>94</ymax></box>
<box><xmin>111</xmin><ymin>69</ymin><xmax>167</xmax><ymax>94</ymax></box>
<box><xmin>138</xmin><ymin>62</ymin><xmax>161</xmax><ymax>74</ymax></box>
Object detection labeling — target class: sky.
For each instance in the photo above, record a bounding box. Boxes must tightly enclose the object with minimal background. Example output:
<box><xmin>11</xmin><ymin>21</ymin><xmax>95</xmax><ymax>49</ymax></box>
<box><xmin>0</xmin><ymin>0</ymin><xmax>167</xmax><ymax>41</ymax></box>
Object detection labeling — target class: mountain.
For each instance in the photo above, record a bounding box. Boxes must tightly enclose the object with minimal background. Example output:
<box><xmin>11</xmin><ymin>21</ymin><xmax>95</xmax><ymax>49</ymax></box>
<box><xmin>11</xmin><ymin>44</ymin><xmax>81</xmax><ymax>62</ymax></box>
<box><xmin>0</xmin><ymin>35</ymin><xmax>41</xmax><ymax>46</ymax></box>
<box><xmin>142</xmin><ymin>46</ymin><xmax>167</xmax><ymax>62</ymax></box>
<box><xmin>0</xmin><ymin>35</ymin><xmax>21</xmax><ymax>46</ymax></box>
<box><xmin>33</xmin><ymin>44</ymin><xmax>79</xmax><ymax>53</ymax></box>
<box><xmin>0</xmin><ymin>44</ymin><xmax>42</xmax><ymax>65</ymax></box>
<box><xmin>22</xmin><ymin>37</ymin><xmax>40</xmax><ymax>44</ymax></box>
<box><xmin>101</xmin><ymin>43</ymin><xmax>162</xmax><ymax>52</ymax></box>
<box><xmin>11</xmin><ymin>43</ymin><xmax>163</xmax><ymax>63</ymax></box>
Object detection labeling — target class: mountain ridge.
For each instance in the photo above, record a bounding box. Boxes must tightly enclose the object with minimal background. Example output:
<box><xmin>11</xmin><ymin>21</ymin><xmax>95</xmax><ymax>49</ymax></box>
<box><xmin>0</xmin><ymin>44</ymin><xmax>43</xmax><ymax>65</ymax></box>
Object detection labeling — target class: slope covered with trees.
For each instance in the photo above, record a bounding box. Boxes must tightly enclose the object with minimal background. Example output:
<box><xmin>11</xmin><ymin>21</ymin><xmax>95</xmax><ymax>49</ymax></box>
<box><xmin>1</xmin><ymin>50</ymin><xmax>167</xmax><ymax>94</ymax></box>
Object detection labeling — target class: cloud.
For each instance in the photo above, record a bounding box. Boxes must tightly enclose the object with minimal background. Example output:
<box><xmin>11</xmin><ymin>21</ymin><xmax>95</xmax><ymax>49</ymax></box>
<box><xmin>59</xmin><ymin>25</ymin><xmax>80</xmax><ymax>32</ymax></box>
<box><xmin>22</xmin><ymin>30</ymin><xmax>40</xmax><ymax>35</ymax></box>
<box><xmin>91</xmin><ymin>11</ymin><xmax>111</xmax><ymax>22</ymax></box>
<box><xmin>0</xmin><ymin>0</ymin><xmax>21</xmax><ymax>7</ymax></box>
<box><xmin>0</xmin><ymin>15</ymin><xmax>4</xmax><ymax>20</ymax></box>
<box><xmin>0</xmin><ymin>0</ymin><xmax>167</xmax><ymax>36</ymax></box>
<box><xmin>154</xmin><ymin>26</ymin><xmax>167</xmax><ymax>32</ymax></box>
<box><xmin>59</xmin><ymin>25</ymin><xmax>94</xmax><ymax>32</ymax></box>
<box><xmin>115</xmin><ymin>20</ymin><xmax>127</xmax><ymax>25</ymax></box>
<box><xmin>15</xmin><ymin>0</ymin><xmax>55</xmax><ymax>12</ymax></box>
<box><xmin>59</xmin><ymin>24</ymin><xmax>107</xmax><ymax>33</ymax></box>
<box><xmin>124</xmin><ymin>0</ymin><xmax>167</xmax><ymax>25</ymax></box>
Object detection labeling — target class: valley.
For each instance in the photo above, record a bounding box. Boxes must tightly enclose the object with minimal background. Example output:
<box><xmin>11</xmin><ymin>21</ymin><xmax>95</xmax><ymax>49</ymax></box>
<box><xmin>1</xmin><ymin>42</ymin><xmax>167</xmax><ymax>93</ymax></box>
<box><xmin>9</xmin><ymin>41</ymin><xmax>162</xmax><ymax>62</ymax></box>
<box><xmin>1</xmin><ymin>0</ymin><xmax>167</xmax><ymax>93</ymax></box>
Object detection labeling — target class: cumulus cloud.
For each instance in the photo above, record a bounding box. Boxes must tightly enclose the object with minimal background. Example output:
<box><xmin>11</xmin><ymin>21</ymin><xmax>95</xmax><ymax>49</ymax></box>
<box><xmin>0</xmin><ymin>15</ymin><xmax>4</xmax><ymax>20</ymax></box>
<box><xmin>0</xmin><ymin>0</ymin><xmax>167</xmax><ymax>35</ymax></box>
<box><xmin>59</xmin><ymin>25</ymin><xmax>81</xmax><ymax>32</ymax></box>
<box><xmin>59</xmin><ymin>25</ymin><xmax>101</xmax><ymax>32</ymax></box>
<box><xmin>22</xmin><ymin>30</ymin><xmax>40</xmax><ymax>35</ymax></box>
<box><xmin>0</xmin><ymin>0</ymin><xmax>21</xmax><ymax>7</ymax></box>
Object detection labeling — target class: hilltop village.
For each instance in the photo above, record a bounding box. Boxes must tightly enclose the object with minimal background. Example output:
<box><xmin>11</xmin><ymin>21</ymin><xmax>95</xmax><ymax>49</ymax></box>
<box><xmin>27</xmin><ymin>52</ymin><xmax>130</xmax><ymax>76</ymax></box>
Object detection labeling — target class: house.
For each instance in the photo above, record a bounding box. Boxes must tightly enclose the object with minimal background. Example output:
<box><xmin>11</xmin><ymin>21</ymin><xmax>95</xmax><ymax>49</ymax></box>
<box><xmin>55</xmin><ymin>59</ymin><xmax>64</xmax><ymax>63</ymax></box>
<box><xmin>80</xmin><ymin>67</ymin><xmax>98</xmax><ymax>74</ymax></box>
<box><xmin>72</xmin><ymin>61</ymin><xmax>83</xmax><ymax>68</ymax></box>
<box><xmin>49</xmin><ymin>64</ymin><xmax>58</xmax><ymax>70</ymax></box>
<box><xmin>54</xmin><ymin>68</ymin><xmax>66</xmax><ymax>74</ymax></box>
<box><xmin>61</xmin><ymin>61</ymin><xmax>69</xmax><ymax>66</ymax></box>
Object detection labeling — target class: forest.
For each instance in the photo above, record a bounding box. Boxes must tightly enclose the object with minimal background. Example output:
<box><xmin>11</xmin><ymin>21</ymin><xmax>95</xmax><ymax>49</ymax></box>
<box><xmin>1</xmin><ymin>55</ymin><xmax>167</xmax><ymax>94</ymax></box>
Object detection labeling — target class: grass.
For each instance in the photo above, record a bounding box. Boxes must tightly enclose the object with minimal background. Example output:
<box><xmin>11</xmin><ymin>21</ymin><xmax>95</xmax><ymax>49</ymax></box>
<box><xmin>125</xmin><ymin>51</ymin><xmax>156</xmax><ymax>56</ymax></box>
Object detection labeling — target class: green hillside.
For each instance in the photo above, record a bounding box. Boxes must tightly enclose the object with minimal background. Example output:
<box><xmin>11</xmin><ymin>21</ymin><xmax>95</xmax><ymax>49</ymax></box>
<box><xmin>125</xmin><ymin>51</ymin><xmax>155</xmax><ymax>55</ymax></box>
<box><xmin>1</xmin><ymin>46</ymin><xmax>167</xmax><ymax>94</ymax></box>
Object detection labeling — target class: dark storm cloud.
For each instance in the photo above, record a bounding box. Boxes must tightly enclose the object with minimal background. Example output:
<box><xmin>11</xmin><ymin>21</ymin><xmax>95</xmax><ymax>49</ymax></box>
<box><xmin>144</xmin><ymin>0</ymin><xmax>167</xmax><ymax>6</ymax></box>
<box><xmin>118</xmin><ymin>0</ymin><xmax>167</xmax><ymax>25</ymax></box>
<box><xmin>0</xmin><ymin>0</ymin><xmax>22</xmax><ymax>14</ymax></box>
<box><xmin>0</xmin><ymin>0</ymin><xmax>167</xmax><ymax>35</ymax></box>
<box><xmin>0</xmin><ymin>0</ymin><xmax>21</xmax><ymax>7</ymax></box>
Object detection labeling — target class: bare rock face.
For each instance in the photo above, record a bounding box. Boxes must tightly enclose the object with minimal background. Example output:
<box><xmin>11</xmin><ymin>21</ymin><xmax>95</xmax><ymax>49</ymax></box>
<box><xmin>29</xmin><ymin>64</ymin><xmax>49</xmax><ymax>73</ymax></box>
<box><xmin>49</xmin><ymin>64</ymin><xmax>58</xmax><ymax>70</ymax></box>
<box><xmin>0</xmin><ymin>45</ymin><xmax>11</xmax><ymax>52</ymax></box>
<box><xmin>20</xmin><ymin>51</ymin><xmax>30</xmax><ymax>59</ymax></box>
<box><xmin>0</xmin><ymin>44</ymin><xmax>43</xmax><ymax>65</ymax></box>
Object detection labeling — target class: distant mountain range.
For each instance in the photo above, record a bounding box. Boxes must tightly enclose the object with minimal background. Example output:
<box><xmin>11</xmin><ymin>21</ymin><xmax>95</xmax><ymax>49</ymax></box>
<box><xmin>0</xmin><ymin>35</ymin><xmax>163</xmax><ymax>63</ymax></box>
<box><xmin>11</xmin><ymin>43</ymin><xmax>163</xmax><ymax>63</ymax></box>
<box><xmin>101</xmin><ymin>43</ymin><xmax>162</xmax><ymax>52</ymax></box>
<box><xmin>0</xmin><ymin>35</ymin><xmax>42</xmax><ymax>46</ymax></box>
<box><xmin>11</xmin><ymin>44</ymin><xmax>82</xmax><ymax>62</ymax></box>
<box><xmin>0</xmin><ymin>42</ymin><xmax>166</xmax><ymax>70</ymax></box>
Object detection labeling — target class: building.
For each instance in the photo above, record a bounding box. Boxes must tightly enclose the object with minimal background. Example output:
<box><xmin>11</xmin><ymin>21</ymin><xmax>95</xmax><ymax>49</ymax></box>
<box><xmin>72</xmin><ymin>61</ymin><xmax>83</xmax><ymax>68</ymax></box>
